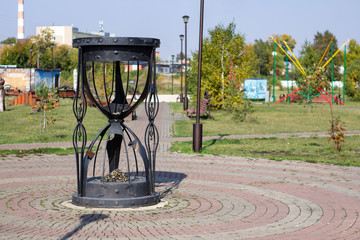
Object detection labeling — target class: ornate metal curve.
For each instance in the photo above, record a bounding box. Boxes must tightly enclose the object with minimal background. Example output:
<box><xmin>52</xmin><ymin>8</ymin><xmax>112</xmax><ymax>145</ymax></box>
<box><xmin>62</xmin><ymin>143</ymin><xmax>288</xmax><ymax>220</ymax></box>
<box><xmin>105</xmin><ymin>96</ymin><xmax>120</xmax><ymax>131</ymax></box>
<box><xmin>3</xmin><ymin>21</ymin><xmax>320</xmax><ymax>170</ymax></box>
<box><xmin>72</xmin><ymin>37</ymin><xmax>160</xmax><ymax>208</ymax></box>
<box><xmin>145</xmin><ymin>50</ymin><xmax>160</xmax><ymax>194</ymax></box>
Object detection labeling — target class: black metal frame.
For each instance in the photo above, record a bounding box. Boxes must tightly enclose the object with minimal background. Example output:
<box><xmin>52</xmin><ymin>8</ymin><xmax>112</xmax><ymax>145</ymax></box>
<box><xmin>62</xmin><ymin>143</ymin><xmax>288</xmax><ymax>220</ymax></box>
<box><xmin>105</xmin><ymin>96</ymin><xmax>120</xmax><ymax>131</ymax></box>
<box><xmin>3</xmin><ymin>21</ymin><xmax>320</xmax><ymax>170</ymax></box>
<box><xmin>72</xmin><ymin>37</ymin><xmax>160</xmax><ymax>208</ymax></box>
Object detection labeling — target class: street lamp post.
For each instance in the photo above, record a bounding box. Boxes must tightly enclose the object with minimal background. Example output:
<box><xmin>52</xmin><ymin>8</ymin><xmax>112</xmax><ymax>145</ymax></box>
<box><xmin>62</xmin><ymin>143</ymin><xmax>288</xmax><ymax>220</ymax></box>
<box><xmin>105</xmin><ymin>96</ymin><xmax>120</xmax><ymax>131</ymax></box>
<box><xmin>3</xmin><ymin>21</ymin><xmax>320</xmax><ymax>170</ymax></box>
<box><xmin>0</xmin><ymin>77</ymin><xmax>5</xmax><ymax>112</ymax></box>
<box><xmin>182</xmin><ymin>15</ymin><xmax>189</xmax><ymax>110</ymax></box>
<box><xmin>221</xmin><ymin>41</ymin><xmax>224</xmax><ymax>105</ymax></box>
<box><xmin>193</xmin><ymin>0</ymin><xmax>204</xmax><ymax>153</ymax></box>
<box><xmin>179</xmin><ymin>34</ymin><xmax>184</xmax><ymax>102</ymax></box>
<box><xmin>171</xmin><ymin>55</ymin><xmax>174</xmax><ymax>95</ymax></box>
<box><xmin>51</xmin><ymin>43</ymin><xmax>55</xmax><ymax>87</ymax></box>
<box><xmin>30</xmin><ymin>47</ymin><xmax>33</xmax><ymax>90</ymax></box>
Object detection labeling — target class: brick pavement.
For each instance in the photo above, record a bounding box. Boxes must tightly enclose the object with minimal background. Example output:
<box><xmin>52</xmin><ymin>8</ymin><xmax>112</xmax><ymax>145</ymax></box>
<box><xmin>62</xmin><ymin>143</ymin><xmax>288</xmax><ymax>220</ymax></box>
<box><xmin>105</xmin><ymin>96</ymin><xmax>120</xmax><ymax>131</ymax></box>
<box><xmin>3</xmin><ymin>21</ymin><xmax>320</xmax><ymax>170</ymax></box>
<box><xmin>0</xmin><ymin>103</ymin><xmax>360</xmax><ymax>239</ymax></box>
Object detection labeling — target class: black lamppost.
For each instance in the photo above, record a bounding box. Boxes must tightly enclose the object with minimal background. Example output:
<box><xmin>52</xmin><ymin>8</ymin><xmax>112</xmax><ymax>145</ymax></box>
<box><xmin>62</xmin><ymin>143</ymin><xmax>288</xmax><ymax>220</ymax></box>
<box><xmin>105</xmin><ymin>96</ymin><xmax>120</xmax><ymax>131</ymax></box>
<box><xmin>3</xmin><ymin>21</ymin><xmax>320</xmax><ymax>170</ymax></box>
<box><xmin>29</xmin><ymin>47</ymin><xmax>33</xmax><ymax>88</ymax></box>
<box><xmin>193</xmin><ymin>0</ymin><xmax>205</xmax><ymax>152</ymax></box>
<box><xmin>171</xmin><ymin>54</ymin><xmax>174</xmax><ymax>95</ymax></box>
<box><xmin>50</xmin><ymin>43</ymin><xmax>54</xmax><ymax>87</ymax></box>
<box><xmin>179</xmin><ymin>34</ymin><xmax>184</xmax><ymax>102</ymax></box>
<box><xmin>182</xmin><ymin>15</ymin><xmax>189</xmax><ymax>110</ymax></box>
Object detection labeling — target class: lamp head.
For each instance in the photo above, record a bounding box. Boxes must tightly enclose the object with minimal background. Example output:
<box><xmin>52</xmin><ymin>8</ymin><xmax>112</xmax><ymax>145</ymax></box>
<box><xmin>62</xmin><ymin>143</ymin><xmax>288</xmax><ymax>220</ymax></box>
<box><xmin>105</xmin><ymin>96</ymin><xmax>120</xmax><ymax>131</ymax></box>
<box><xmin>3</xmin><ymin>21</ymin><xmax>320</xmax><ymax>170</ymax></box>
<box><xmin>182</xmin><ymin>15</ymin><xmax>189</xmax><ymax>23</ymax></box>
<box><xmin>180</xmin><ymin>34</ymin><xmax>184</xmax><ymax>41</ymax></box>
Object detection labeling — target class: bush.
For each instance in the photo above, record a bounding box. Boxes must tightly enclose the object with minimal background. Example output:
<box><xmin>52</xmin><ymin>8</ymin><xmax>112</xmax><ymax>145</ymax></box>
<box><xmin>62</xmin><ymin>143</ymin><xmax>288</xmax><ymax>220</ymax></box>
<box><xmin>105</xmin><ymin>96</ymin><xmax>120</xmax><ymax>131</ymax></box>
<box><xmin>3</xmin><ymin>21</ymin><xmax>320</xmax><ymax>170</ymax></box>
<box><xmin>328</xmin><ymin>116</ymin><xmax>345</xmax><ymax>151</ymax></box>
<box><xmin>232</xmin><ymin>99</ymin><xmax>254</xmax><ymax>122</ymax></box>
<box><xmin>29</xmin><ymin>83</ymin><xmax>57</xmax><ymax>135</ymax></box>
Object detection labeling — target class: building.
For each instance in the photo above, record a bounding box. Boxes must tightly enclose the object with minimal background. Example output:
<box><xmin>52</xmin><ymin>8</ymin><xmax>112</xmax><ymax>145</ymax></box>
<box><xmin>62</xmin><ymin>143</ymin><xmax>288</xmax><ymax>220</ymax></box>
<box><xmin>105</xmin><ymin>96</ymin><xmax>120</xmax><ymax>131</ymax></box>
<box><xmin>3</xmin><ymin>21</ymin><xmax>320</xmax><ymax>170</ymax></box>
<box><xmin>156</xmin><ymin>62</ymin><xmax>183</xmax><ymax>74</ymax></box>
<box><xmin>0</xmin><ymin>67</ymin><xmax>60</xmax><ymax>92</ymax></box>
<box><xmin>36</xmin><ymin>22</ymin><xmax>116</xmax><ymax>47</ymax></box>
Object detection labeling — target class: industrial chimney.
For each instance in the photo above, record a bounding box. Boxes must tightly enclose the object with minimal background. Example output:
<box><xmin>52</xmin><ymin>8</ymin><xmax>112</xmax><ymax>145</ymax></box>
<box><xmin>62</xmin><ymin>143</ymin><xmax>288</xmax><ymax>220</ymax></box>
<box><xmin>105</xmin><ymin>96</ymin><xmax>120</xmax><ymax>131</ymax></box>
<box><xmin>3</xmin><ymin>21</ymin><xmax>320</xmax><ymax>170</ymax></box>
<box><xmin>17</xmin><ymin>0</ymin><xmax>24</xmax><ymax>39</ymax></box>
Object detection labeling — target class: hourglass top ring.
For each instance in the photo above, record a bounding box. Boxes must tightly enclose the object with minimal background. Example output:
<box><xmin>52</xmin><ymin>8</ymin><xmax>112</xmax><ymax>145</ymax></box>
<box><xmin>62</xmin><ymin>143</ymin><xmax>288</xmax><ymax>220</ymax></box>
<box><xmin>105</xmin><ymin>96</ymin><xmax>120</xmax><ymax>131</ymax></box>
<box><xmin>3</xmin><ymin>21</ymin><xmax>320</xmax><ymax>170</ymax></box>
<box><xmin>73</xmin><ymin>37</ymin><xmax>160</xmax><ymax>120</ymax></box>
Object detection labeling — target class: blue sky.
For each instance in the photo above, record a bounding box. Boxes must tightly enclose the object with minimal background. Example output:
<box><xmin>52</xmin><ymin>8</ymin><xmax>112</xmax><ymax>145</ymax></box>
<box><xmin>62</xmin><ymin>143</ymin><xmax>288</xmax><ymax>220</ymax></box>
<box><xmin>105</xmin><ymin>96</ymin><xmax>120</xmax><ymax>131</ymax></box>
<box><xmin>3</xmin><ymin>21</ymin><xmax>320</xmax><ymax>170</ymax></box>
<box><xmin>0</xmin><ymin>0</ymin><xmax>359</xmax><ymax>60</ymax></box>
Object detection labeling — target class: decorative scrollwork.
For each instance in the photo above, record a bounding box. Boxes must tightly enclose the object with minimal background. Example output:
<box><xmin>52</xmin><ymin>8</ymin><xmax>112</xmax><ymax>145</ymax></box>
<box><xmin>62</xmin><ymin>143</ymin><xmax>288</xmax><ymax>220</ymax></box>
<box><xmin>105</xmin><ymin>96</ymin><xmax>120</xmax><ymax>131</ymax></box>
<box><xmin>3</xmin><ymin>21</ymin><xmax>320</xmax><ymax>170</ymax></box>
<box><xmin>144</xmin><ymin>49</ymin><xmax>159</xmax><ymax>194</ymax></box>
<box><xmin>72</xmin><ymin>46</ymin><xmax>88</xmax><ymax>195</ymax></box>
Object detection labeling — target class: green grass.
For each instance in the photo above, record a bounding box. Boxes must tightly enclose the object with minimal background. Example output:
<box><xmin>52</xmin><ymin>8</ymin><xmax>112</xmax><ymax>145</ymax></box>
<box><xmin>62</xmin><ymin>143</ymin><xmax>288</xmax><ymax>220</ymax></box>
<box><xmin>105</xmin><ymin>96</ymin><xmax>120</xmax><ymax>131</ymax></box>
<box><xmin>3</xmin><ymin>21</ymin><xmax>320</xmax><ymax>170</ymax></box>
<box><xmin>170</xmin><ymin>102</ymin><xmax>360</xmax><ymax>137</ymax></box>
<box><xmin>0</xmin><ymin>147</ymin><xmax>74</xmax><ymax>157</ymax></box>
<box><xmin>169</xmin><ymin>101</ymin><xmax>186</xmax><ymax>113</ymax></box>
<box><xmin>0</xmin><ymin>98</ymin><xmax>107</xmax><ymax>144</ymax></box>
<box><xmin>156</xmin><ymin>74</ymin><xmax>181</xmax><ymax>95</ymax></box>
<box><xmin>171</xmin><ymin>135</ymin><xmax>360</xmax><ymax>167</ymax></box>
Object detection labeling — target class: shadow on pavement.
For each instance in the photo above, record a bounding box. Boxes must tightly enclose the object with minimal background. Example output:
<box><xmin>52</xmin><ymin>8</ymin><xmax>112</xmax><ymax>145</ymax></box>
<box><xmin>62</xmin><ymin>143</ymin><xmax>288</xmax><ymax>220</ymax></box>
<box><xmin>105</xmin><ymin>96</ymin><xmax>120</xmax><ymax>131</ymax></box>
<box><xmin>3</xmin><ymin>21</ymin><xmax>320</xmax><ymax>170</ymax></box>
<box><xmin>155</xmin><ymin>171</ymin><xmax>187</xmax><ymax>199</ymax></box>
<box><xmin>60</xmin><ymin>214</ymin><xmax>108</xmax><ymax>240</ymax></box>
<box><xmin>202</xmin><ymin>134</ymin><xmax>227</xmax><ymax>151</ymax></box>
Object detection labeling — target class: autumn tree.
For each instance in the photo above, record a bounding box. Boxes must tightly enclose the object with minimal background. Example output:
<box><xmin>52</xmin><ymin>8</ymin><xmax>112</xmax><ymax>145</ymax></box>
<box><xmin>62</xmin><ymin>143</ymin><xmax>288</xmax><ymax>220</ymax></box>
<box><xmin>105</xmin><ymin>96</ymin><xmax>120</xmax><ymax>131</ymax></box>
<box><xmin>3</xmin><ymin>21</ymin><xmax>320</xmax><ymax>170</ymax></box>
<box><xmin>270</xmin><ymin>34</ymin><xmax>296</xmax><ymax>51</ymax></box>
<box><xmin>347</xmin><ymin>39</ymin><xmax>360</xmax><ymax>63</ymax></box>
<box><xmin>187</xmin><ymin>22</ymin><xmax>257</xmax><ymax>109</ymax></box>
<box><xmin>267</xmin><ymin>34</ymin><xmax>297</xmax><ymax>76</ymax></box>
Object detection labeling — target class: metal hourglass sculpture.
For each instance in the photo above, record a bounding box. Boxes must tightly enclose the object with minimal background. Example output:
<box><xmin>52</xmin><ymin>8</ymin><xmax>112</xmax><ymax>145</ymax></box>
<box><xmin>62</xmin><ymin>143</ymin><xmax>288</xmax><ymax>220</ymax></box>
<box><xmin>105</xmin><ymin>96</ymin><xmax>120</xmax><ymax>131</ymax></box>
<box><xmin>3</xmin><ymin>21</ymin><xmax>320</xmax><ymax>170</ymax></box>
<box><xmin>72</xmin><ymin>37</ymin><xmax>160</xmax><ymax>208</ymax></box>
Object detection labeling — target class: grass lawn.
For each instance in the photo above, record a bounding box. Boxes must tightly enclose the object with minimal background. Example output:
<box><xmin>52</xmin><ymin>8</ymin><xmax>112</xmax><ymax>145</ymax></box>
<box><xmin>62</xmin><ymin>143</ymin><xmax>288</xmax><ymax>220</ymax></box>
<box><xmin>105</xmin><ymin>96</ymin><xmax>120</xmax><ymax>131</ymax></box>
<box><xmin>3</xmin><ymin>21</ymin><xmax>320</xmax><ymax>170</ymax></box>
<box><xmin>171</xmin><ymin>101</ymin><xmax>360</xmax><ymax>137</ymax></box>
<box><xmin>171</xmin><ymin>135</ymin><xmax>360</xmax><ymax>167</ymax></box>
<box><xmin>0</xmin><ymin>98</ymin><xmax>107</xmax><ymax>144</ymax></box>
<box><xmin>0</xmin><ymin>147</ymin><xmax>74</xmax><ymax>157</ymax></box>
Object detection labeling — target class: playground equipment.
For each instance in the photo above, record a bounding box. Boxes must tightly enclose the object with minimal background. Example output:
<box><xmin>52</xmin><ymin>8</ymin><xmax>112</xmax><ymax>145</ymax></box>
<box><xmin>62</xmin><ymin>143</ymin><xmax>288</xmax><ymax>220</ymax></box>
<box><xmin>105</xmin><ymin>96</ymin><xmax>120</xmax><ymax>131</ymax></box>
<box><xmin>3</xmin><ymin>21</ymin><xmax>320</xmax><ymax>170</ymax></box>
<box><xmin>271</xmin><ymin>36</ymin><xmax>349</xmax><ymax>105</ymax></box>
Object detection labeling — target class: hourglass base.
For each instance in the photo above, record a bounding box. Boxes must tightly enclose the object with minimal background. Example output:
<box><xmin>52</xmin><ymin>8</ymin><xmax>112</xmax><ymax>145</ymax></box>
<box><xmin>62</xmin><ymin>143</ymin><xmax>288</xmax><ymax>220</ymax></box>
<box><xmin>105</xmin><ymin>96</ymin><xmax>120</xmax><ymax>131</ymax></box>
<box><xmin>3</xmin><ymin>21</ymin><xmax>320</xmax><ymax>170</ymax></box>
<box><xmin>72</xmin><ymin>178</ymin><xmax>160</xmax><ymax>208</ymax></box>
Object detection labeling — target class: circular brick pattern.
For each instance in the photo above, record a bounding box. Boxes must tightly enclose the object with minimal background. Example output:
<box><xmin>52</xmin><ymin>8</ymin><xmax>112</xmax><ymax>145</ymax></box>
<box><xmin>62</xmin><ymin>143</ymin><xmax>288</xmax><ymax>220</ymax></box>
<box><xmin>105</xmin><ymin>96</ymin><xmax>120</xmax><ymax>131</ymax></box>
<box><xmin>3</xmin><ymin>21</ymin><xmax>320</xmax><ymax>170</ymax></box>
<box><xmin>1</xmin><ymin>152</ymin><xmax>360</xmax><ymax>239</ymax></box>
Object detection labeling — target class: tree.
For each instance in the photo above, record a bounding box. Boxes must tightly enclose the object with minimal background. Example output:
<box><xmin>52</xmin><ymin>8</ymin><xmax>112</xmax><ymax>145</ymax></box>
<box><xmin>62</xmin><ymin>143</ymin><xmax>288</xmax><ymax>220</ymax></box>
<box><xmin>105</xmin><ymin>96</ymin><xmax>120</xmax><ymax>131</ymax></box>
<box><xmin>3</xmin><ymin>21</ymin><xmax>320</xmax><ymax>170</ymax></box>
<box><xmin>267</xmin><ymin>34</ymin><xmax>296</xmax><ymax>76</ymax></box>
<box><xmin>253</xmin><ymin>39</ymin><xmax>271</xmax><ymax>76</ymax></box>
<box><xmin>268</xmin><ymin>34</ymin><xmax>297</xmax><ymax>77</ymax></box>
<box><xmin>347</xmin><ymin>39</ymin><xmax>360</xmax><ymax>63</ymax></box>
<box><xmin>29</xmin><ymin>82</ymin><xmax>57</xmax><ymax>135</ymax></box>
<box><xmin>269</xmin><ymin>34</ymin><xmax>296</xmax><ymax>51</ymax></box>
<box><xmin>296</xmin><ymin>40</ymin><xmax>333</xmax><ymax>106</ymax></box>
<box><xmin>345</xmin><ymin>39</ymin><xmax>360</xmax><ymax>101</ymax></box>
<box><xmin>187</xmin><ymin>22</ymin><xmax>257</xmax><ymax>109</ymax></box>
<box><xmin>269</xmin><ymin>47</ymin><xmax>285</xmax><ymax>76</ymax></box>
<box><xmin>53</xmin><ymin>44</ymin><xmax>78</xmax><ymax>72</ymax></box>
<box><xmin>313</xmin><ymin>30</ymin><xmax>342</xmax><ymax>82</ymax></box>
<box><xmin>1</xmin><ymin>37</ymin><xmax>16</xmax><ymax>44</ymax></box>
<box><xmin>33</xmin><ymin>28</ymin><xmax>54</xmax><ymax>54</ymax></box>
<box><xmin>298</xmin><ymin>40</ymin><xmax>320</xmax><ymax>73</ymax></box>
<box><xmin>0</xmin><ymin>40</ymin><xmax>32</xmax><ymax>67</ymax></box>
<box><xmin>345</xmin><ymin>58</ymin><xmax>360</xmax><ymax>101</ymax></box>
<box><xmin>0</xmin><ymin>28</ymin><xmax>55</xmax><ymax>68</ymax></box>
